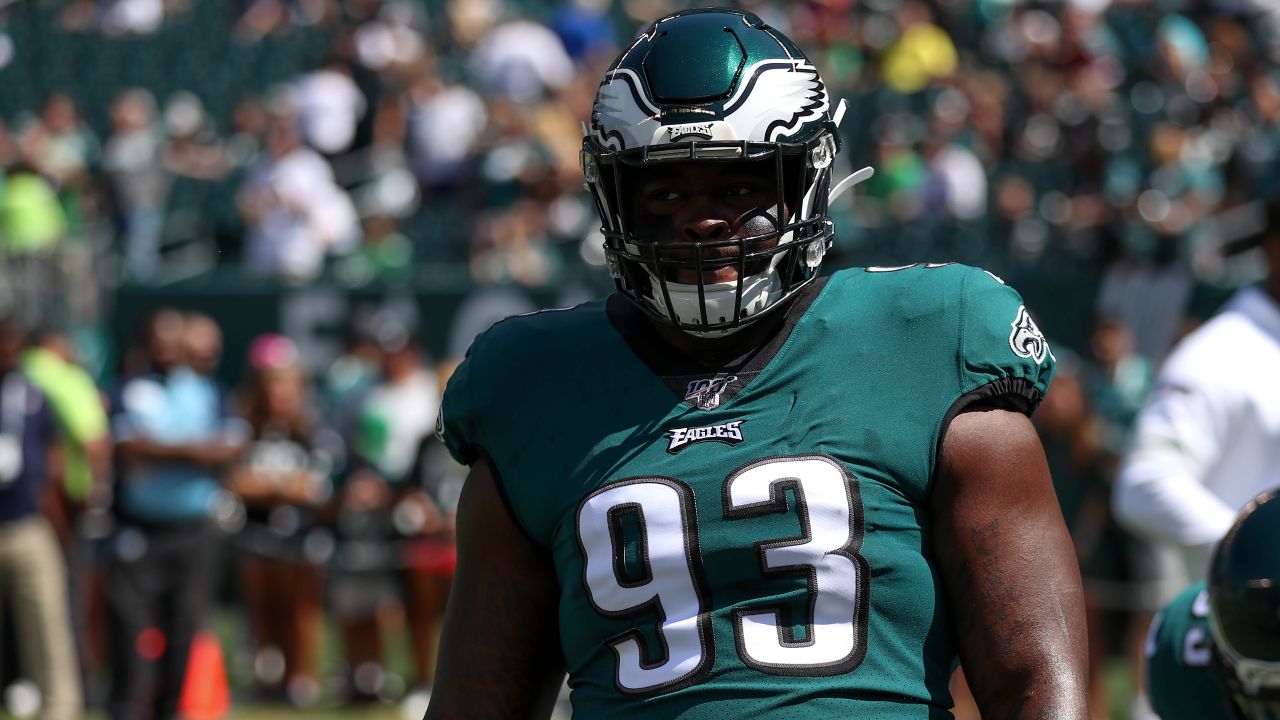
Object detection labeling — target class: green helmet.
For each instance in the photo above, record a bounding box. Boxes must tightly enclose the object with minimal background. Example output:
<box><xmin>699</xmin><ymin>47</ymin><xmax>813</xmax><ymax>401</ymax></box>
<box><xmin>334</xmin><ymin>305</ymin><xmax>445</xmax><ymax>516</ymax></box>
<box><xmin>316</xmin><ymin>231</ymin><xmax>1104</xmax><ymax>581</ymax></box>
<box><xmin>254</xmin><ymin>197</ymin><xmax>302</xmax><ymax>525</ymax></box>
<box><xmin>1209</xmin><ymin>488</ymin><xmax>1280</xmax><ymax>720</ymax></box>
<box><xmin>581</xmin><ymin>8</ymin><xmax>868</xmax><ymax>336</ymax></box>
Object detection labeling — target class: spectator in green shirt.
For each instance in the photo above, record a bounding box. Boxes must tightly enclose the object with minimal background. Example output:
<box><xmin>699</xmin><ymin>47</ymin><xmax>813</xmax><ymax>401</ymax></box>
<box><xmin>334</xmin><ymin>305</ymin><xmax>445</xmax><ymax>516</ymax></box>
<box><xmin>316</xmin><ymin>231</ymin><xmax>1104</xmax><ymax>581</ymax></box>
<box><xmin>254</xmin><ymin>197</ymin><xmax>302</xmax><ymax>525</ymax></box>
<box><xmin>21</xmin><ymin>329</ymin><xmax>110</xmax><ymax>503</ymax></box>
<box><xmin>0</xmin><ymin>163</ymin><xmax>66</xmax><ymax>255</ymax></box>
<box><xmin>22</xmin><ymin>329</ymin><xmax>111</xmax><ymax>708</ymax></box>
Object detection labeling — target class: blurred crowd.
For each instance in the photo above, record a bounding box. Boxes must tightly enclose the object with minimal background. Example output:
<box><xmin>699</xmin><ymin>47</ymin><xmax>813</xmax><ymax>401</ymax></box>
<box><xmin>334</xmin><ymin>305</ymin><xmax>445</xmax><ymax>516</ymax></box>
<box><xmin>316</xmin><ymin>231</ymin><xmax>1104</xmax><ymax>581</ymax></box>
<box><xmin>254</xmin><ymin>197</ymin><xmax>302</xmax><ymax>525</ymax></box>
<box><xmin>0</xmin><ymin>0</ymin><xmax>617</xmax><ymax>301</ymax></box>
<box><xmin>1</xmin><ymin>307</ymin><xmax>464</xmax><ymax>717</ymax></box>
<box><xmin>0</xmin><ymin>0</ymin><xmax>1274</xmax><ymax>315</ymax></box>
<box><xmin>2</xmin><ymin>0</ymin><xmax>1280</xmax><ymax>717</ymax></box>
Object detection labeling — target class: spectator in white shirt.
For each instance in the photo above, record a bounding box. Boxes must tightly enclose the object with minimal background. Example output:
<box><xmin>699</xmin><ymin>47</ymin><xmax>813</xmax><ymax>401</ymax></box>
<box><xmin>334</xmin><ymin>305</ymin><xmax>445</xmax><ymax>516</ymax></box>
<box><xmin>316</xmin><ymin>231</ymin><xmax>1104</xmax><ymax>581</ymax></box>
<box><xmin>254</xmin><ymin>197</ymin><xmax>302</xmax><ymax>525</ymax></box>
<box><xmin>468</xmin><ymin>18</ymin><xmax>574</xmax><ymax>105</ymax></box>
<box><xmin>292</xmin><ymin>59</ymin><xmax>368</xmax><ymax>157</ymax></box>
<box><xmin>407</xmin><ymin>68</ymin><xmax>487</xmax><ymax>193</ymax></box>
<box><xmin>238</xmin><ymin>101</ymin><xmax>360</xmax><ymax>281</ymax></box>
<box><xmin>1113</xmin><ymin>199</ymin><xmax>1280</xmax><ymax>580</ymax></box>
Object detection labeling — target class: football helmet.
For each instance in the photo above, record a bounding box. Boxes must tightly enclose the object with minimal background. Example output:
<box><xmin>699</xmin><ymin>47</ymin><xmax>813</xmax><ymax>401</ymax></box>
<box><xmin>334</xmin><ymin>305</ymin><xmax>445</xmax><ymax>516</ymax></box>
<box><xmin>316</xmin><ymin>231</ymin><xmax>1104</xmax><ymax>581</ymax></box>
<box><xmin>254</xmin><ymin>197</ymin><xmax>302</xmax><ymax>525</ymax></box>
<box><xmin>581</xmin><ymin>8</ymin><xmax>870</xmax><ymax>336</ymax></box>
<box><xmin>1209</xmin><ymin>488</ymin><xmax>1280</xmax><ymax>720</ymax></box>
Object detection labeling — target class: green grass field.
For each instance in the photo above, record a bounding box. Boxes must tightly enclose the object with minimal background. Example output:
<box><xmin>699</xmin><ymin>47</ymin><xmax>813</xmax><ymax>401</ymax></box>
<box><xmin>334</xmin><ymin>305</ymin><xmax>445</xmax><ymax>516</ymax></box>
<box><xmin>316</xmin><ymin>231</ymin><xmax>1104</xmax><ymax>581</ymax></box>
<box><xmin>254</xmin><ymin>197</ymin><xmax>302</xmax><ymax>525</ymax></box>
<box><xmin>2</xmin><ymin>606</ymin><xmax>414</xmax><ymax>720</ymax></box>
<box><xmin>2</xmin><ymin>608</ymin><xmax>1145</xmax><ymax>720</ymax></box>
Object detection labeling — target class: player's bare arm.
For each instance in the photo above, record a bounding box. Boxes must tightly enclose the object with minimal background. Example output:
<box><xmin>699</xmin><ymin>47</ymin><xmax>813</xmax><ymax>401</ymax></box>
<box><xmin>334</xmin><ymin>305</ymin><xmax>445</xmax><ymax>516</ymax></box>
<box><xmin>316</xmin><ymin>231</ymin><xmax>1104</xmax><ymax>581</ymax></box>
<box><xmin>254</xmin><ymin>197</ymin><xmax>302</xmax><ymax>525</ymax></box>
<box><xmin>933</xmin><ymin>406</ymin><xmax>1089</xmax><ymax>719</ymax></box>
<box><xmin>424</xmin><ymin>455</ymin><xmax>565</xmax><ymax>720</ymax></box>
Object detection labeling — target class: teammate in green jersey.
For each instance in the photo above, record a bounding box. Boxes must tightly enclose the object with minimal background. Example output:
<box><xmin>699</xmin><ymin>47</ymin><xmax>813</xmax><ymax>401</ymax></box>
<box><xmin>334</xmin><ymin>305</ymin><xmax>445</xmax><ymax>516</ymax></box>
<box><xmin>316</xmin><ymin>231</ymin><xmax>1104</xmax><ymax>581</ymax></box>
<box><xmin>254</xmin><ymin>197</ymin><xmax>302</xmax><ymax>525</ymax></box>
<box><xmin>1146</xmin><ymin>488</ymin><xmax>1280</xmax><ymax>720</ymax></box>
<box><xmin>426</xmin><ymin>8</ymin><xmax>1087</xmax><ymax>719</ymax></box>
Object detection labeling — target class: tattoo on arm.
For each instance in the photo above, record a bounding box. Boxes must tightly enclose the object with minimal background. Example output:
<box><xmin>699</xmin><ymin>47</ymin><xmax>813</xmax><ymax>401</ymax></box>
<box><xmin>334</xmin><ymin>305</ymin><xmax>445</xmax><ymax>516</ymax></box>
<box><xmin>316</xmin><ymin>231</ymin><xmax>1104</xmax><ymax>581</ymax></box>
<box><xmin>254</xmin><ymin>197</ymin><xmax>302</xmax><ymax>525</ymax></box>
<box><xmin>946</xmin><ymin>520</ymin><xmax>1024</xmax><ymax>695</ymax></box>
<box><xmin>934</xmin><ymin>409</ymin><xmax>1089</xmax><ymax>720</ymax></box>
<box><xmin>969</xmin><ymin>520</ymin><xmax>1026</xmax><ymax>656</ymax></box>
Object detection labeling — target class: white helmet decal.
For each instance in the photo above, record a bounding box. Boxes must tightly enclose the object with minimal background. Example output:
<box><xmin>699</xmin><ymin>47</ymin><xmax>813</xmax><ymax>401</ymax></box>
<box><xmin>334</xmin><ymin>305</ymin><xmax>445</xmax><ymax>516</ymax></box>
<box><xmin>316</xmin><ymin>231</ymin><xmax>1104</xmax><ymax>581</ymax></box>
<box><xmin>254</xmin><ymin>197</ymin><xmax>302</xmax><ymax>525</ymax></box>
<box><xmin>590</xmin><ymin>68</ymin><xmax>659</xmax><ymax>151</ymax></box>
<box><xmin>591</xmin><ymin>59</ymin><xmax>829</xmax><ymax>152</ymax></box>
<box><xmin>721</xmin><ymin>60</ymin><xmax>829</xmax><ymax>142</ymax></box>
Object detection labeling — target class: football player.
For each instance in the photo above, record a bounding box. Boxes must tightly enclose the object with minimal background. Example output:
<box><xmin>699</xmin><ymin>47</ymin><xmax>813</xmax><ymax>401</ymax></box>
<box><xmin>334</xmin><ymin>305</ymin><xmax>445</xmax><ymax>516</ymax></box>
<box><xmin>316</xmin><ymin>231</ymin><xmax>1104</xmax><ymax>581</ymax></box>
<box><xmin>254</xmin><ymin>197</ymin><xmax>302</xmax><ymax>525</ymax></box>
<box><xmin>1145</xmin><ymin>488</ymin><xmax>1280</xmax><ymax>720</ymax></box>
<box><xmin>427</xmin><ymin>8</ymin><xmax>1087</xmax><ymax>719</ymax></box>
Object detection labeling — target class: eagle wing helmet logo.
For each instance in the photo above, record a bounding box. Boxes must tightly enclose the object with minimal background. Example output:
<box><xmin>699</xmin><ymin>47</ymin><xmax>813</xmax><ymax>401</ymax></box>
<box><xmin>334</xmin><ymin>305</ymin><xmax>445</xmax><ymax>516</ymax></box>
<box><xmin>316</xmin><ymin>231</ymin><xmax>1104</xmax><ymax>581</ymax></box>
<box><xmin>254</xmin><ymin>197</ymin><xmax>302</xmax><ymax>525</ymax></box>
<box><xmin>590</xmin><ymin>60</ymin><xmax>829</xmax><ymax>150</ymax></box>
<box><xmin>722</xmin><ymin>60</ymin><xmax>829</xmax><ymax>142</ymax></box>
<box><xmin>590</xmin><ymin>68</ymin><xmax>659</xmax><ymax>151</ymax></box>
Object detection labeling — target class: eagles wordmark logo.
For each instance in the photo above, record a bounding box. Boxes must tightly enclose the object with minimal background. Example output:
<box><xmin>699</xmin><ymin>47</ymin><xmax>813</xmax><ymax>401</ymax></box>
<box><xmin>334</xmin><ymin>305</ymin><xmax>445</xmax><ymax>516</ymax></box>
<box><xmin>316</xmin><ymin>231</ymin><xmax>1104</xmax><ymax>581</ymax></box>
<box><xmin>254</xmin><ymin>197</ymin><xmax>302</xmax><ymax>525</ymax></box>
<box><xmin>666</xmin><ymin>420</ymin><xmax>745</xmax><ymax>454</ymax></box>
<box><xmin>684</xmin><ymin>375</ymin><xmax>738</xmax><ymax>411</ymax></box>
<box><xmin>1009</xmin><ymin>305</ymin><xmax>1048</xmax><ymax>365</ymax></box>
<box><xmin>666</xmin><ymin>122</ymin><xmax>715</xmax><ymax>142</ymax></box>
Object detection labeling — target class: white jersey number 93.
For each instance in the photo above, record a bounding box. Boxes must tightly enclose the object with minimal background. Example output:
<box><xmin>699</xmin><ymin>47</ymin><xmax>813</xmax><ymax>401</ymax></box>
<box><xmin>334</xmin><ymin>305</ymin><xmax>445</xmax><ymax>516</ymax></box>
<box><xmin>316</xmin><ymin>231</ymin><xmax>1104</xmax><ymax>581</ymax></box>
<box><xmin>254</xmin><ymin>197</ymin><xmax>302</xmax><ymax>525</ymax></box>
<box><xmin>575</xmin><ymin>455</ymin><xmax>870</xmax><ymax>694</ymax></box>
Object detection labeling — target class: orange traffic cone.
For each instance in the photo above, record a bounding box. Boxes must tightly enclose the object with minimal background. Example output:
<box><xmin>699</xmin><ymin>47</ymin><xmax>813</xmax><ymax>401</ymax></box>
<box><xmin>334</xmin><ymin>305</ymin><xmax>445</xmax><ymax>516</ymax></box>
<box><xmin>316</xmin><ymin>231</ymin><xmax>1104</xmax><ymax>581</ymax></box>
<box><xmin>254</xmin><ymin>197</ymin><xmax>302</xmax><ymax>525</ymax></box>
<box><xmin>178</xmin><ymin>630</ymin><xmax>231</xmax><ymax>720</ymax></box>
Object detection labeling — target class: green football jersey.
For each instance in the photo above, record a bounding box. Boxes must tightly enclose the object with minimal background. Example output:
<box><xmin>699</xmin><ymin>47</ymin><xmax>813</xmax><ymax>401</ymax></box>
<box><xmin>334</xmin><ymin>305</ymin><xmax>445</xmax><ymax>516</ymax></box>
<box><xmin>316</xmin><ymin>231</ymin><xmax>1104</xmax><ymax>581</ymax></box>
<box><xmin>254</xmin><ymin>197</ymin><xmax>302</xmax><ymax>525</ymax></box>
<box><xmin>440</xmin><ymin>264</ymin><xmax>1055</xmax><ymax>719</ymax></box>
<box><xmin>1146</xmin><ymin>582</ymin><xmax>1238</xmax><ymax>719</ymax></box>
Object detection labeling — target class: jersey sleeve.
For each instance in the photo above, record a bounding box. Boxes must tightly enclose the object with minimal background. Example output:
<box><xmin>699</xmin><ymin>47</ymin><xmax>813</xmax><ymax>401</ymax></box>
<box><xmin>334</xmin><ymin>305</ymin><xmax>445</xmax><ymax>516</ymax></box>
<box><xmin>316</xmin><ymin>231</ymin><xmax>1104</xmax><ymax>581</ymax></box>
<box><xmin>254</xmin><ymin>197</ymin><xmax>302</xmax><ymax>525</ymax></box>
<box><xmin>436</xmin><ymin>335</ymin><xmax>486</xmax><ymax>467</ymax></box>
<box><xmin>956</xmin><ymin>267</ymin><xmax>1056</xmax><ymax>415</ymax></box>
<box><xmin>434</xmin><ymin>317</ymin><xmax>573</xmax><ymax>547</ymax></box>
